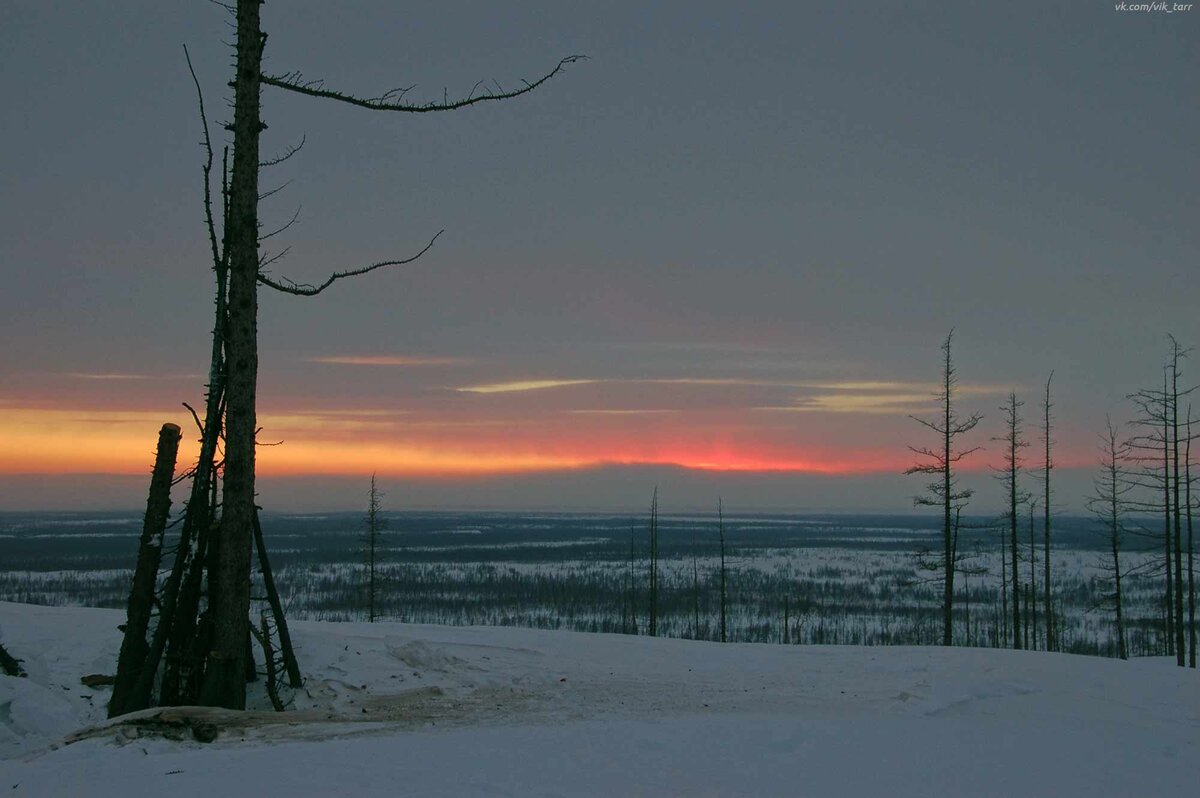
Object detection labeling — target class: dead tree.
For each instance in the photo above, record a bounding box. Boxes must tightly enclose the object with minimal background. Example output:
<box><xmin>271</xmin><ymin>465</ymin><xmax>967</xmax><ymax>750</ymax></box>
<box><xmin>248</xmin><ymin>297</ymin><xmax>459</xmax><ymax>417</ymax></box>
<box><xmin>180</xmin><ymin>1</ymin><xmax>578</xmax><ymax>709</ymax></box>
<box><xmin>1168</xmin><ymin>337</ymin><xmax>1191</xmax><ymax>664</ymax></box>
<box><xmin>1041</xmin><ymin>372</ymin><xmax>1056</xmax><ymax>651</ymax></box>
<box><xmin>647</xmin><ymin>487</ymin><xmax>660</xmax><ymax>637</ymax></box>
<box><xmin>1126</xmin><ymin>340</ymin><xmax>1195</xmax><ymax>662</ymax></box>
<box><xmin>1186</xmin><ymin>408</ymin><xmax>1196</xmax><ymax>668</ymax></box>
<box><xmin>1027</xmin><ymin>496</ymin><xmax>1038</xmax><ymax>650</ymax></box>
<box><xmin>906</xmin><ymin>330</ymin><xmax>982</xmax><ymax>646</ymax></box>
<box><xmin>626</xmin><ymin>524</ymin><xmax>638</xmax><ymax>635</ymax></box>
<box><xmin>993</xmin><ymin>391</ymin><xmax>1028</xmax><ymax>650</ymax></box>
<box><xmin>1088</xmin><ymin>418</ymin><xmax>1132</xmax><ymax>659</ymax></box>
<box><xmin>109</xmin><ymin>424</ymin><xmax>182</xmax><ymax>717</ymax></box>
<box><xmin>691</xmin><ymin>525</ymin><xmax>700</xmax><ymax>639</ymax></box>
<box><xmin>718</xmin><ymin>498</ymin><xmax>728</xmax><ymax>643</ymax></box>
<box><xmin>1126</xmin><ymin>375</ymin><xmax>1173</xmax><ymax>654</ymax></box>
<box><xmin>363</xmin><ymin>475</ymin><xmax>385</xmax><ymax>622</ymax></box>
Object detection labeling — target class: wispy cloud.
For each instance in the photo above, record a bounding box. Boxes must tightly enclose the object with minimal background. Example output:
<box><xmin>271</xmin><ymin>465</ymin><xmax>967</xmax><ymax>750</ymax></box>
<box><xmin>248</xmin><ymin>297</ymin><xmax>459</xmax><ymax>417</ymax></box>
<box><xmin>308</xmin><ymin>355</ymin><xmax>470</xmax><ymax>367</ymax></box>
<box><xmin>567</xmin><ymin>409</ymin><xmax>679</xmax><ymax>416</ymax></box>
<box><xmin>66</xmin><ymin>372</ymin><xmax>200</xmax><ymax>381</ymax></box>
<box><xmin>457</xmin><ymin>379</ymin><xmax>599</xmax><ymax>394</ymax></box>
<box><xmin>756</xmin><ymin>393</ymin><xmax>932</xmax><ymax>414</ymax></box>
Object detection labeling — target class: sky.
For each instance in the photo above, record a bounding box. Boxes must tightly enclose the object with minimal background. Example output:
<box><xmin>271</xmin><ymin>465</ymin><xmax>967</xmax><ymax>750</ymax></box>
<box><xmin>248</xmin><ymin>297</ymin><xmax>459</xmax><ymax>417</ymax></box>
<box><xmin>0</xmin><ymin>1</ymin><xmax>1196</xmax><ymax>513</ymax></box>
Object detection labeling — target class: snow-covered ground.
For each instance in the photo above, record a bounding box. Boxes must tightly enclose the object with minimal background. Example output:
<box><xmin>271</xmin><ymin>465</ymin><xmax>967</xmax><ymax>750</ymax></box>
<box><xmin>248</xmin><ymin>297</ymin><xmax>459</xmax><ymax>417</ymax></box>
<box><xmin>1</xmin><ymin>601</ymin><xmax>1196</xmax><ymax>797</ymax></box>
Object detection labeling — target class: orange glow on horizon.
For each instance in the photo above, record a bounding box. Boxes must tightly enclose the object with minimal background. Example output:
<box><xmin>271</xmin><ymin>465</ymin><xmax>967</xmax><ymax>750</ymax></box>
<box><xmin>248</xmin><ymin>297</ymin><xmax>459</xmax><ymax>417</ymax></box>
<box><xmin>0</xmin><ymin>406</ymin><xmax>1096</xmax><ymax>480</ymax></box>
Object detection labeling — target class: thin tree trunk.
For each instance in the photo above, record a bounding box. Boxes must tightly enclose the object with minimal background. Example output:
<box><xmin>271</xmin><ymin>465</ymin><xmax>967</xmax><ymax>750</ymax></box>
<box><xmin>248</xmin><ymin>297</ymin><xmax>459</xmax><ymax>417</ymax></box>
<box><xmin>691</xmin><ymin>527</ymin><xmax>699</xmax><ymax>639</ymax></box>
<box><xmin>942</xmin><ymin>343</ymin><xmax>954</xmax><ymax>646</ymax></box>
<box><xmin>1163</xmin><ymin>377</ymin><xmax>1174</xmax><ymax>657</ymax></box>
<box><xmin>1029</xmin><ymin>501</ymin><xmax>1038</xmax><ymax>650</ymax></box>
<box><xmin>1172</xmin><ymin>353</ymin><xmax>1185</xmax><ymax>664</ymax></box>
<box><xmin>1186</xmin><ymin>411</ymin><xmax>1195</xmax><ymax>668</ymax></box>
<box><xmin>718</xmin><ymin>499</ymin><xmax>727</xmax><ymax>643</ymax></box>
<box><xmin>627</xmin><ymin>524</ymin><xmax>636</xmax><ymax>635</ymax></box>
<box><xmin>110</xmin><ymin>423</ymin><xmax>181</xmax><ymax>718</ymax></box>
<box><xmin>1000</xmin><ymin>527</ymin><xmax>1009</xmax><ymax>647</ymax></box>
<box><xmin>1043</xmin><ymin>373</ymin><xmax>1054</xmax><ymax>651</ymax></box>
<box><xmin>1009</xmin><ymin>396</ymin><xmax>1021</xmax><ymax>651</ymax></box>
<box><xmin>647</xmin><ymin>487</ymin><xmax>658</xmax><ymax>637</ymax></box>
<box><xmin>253</xmin><ymin>510</ymin><xmax>301</xmax><ymax>687</ymax></box>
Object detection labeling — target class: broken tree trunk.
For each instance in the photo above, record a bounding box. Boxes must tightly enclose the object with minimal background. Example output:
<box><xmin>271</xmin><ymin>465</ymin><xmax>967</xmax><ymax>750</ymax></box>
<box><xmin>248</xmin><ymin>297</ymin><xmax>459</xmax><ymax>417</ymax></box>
<box><xmin>110</xmin><ymin>423</ymin><xmax>182</xmax><ymax>718</ymax></box>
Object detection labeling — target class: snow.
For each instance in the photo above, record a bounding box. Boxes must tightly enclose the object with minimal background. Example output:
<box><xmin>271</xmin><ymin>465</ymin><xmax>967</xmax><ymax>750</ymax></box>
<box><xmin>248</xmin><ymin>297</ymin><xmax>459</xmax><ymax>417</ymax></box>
<box><xmin>1</xmin><ymin>601</ymin><xmax>1196</xmax><ymax>797</ymax></box>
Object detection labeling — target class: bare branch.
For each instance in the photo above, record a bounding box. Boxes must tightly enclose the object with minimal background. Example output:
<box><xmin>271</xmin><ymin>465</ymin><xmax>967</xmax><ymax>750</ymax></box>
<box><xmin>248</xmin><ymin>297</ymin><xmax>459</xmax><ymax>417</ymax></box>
<box><xmin>258</xmin><ymin>230</ymin><xmax>443</xmax><ymax>297</ymax></box>
<box><xmin>261</xmin><ymin>56</ymin><xmax>585</xmax><ymax>114</ymax></box>
<box><xmin>258</xmin><ymin>246</ymin><xmax>292</xmax><ymax>270</ymax></box>
<box><xmin>258</xmin><ymin>179</ymin><xmax>294</xmax><ymax>202</ymax></box>
<box><xmin>181</xmin><ymin>401</ymin><xmax>205</xmax><ymax>438</ymax></box>
<box><xmin>259</xmin><ymin>206</ymin><xmax>301</xmax><ymax>242</ymax></box>
<box><xmin>259</xmin><ymin>134</ymin><xmax>306</xmax><ymax>168</ymax></box>
<box><xmin>184</xmin><ymin>45</ymin><xmax>223</xmax><ymax>272</ymax></box>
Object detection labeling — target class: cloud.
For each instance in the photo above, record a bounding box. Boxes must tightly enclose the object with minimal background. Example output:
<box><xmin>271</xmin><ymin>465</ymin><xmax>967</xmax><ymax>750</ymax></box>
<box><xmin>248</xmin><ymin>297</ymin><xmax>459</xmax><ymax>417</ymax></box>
<box><xmin>567</xmin><ymin>409</ymin><xmax>679</xmax><ymax>416</ymax></box>
<box><xmin>65</xmin><ymin>372</ymin><xmax>200</xmax><ymax>381</ymax></box>
<box><xmin>756</xmin><ymin>393</ymin><xmax>932</xmax><ymax>414</ymax></box>
<box><xmin>308</xmin><ymin>355</ymin><xmax>470</xmax><ymax>367</ymax></box>
<box><xmin>456</xmin><ymin>379</ymin><xmax>600</xmax><ymax>394</ymax></box>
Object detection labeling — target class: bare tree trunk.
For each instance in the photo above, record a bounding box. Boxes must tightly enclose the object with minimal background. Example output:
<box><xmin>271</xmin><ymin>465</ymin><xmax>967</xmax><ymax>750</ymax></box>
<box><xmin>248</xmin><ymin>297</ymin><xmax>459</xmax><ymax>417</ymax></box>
<box><xmin>942</xmin><ymin>344</ymin><xmax>954</xmax><ymax>646</ymax></box>
<box><xmin>718</xmin><ymin>499</ymin><xmax>727</xmax><ymax>643</ymax></box>
<box><xmin>200</xmin><ymin>0</ymin><xmax>264</xmax><ymax>710</ymax></box>
<box><xmin>1043</xmin><ymin>373</ymin><xmax>1054</xmax><ymax>651</ymax></box>
<box><xmin>1171</xmin><ymin>346</ymin><xmax>1185</xmax><ymax>664</ymax></box>
<box><xmin>253</xmin><ymin>510</ymin><xmax>301</xmax><ymax>687</ymax></box>
<box><xmin>647</xmin><ymin>487</ymin><xmax>659</xmax><ymax>637</ymax></box>
<box><xmin>691</xmin><ymin>526</ymin><xmax>699</xmax><ymax>639</ymax></box>
<box><xmin>250</xmin><ymin>611</ymin><xmax>284</xmax><ymax>711</ymax></box>
<box><xmin>1029</xmin><ymin>500</ymin><xmax>1038</xmax><ymax>650</ymax></box>
<box><xmin>1163</xmin><ymin>377</ymin><xmax>1175</xmax><ymax>658</ymax></box>
<box><xmin>1000</xmin><ymin>528</ymin><xmax>1009</xmax><ymax>647</ymax></box>
<box><xmin>1002</xmin><ymin>392</ymin><xmax>1024</xmax><ymax>651</ymax></box>
<box><xmin>1186</xmin><ymin>411</ymin><xmax>1195</xmax><ymax>668</ymax></box>
<box><xmin>627</xmin><ymin>524</ymin><xmax>637</xmax><ymax>635</ymax></box>
<box><xmin>109</xmin><ymin>423</ymin><xmax>181</xmax><ymax>718</ymax></box>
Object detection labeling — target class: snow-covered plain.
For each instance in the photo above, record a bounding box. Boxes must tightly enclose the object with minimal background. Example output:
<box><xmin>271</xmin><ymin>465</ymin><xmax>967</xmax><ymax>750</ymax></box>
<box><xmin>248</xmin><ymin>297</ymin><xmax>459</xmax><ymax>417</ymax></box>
<box><xmin>1</xmin><ymin>601</ymin><xmax>1196</xmax><ymax>797</ymax></box>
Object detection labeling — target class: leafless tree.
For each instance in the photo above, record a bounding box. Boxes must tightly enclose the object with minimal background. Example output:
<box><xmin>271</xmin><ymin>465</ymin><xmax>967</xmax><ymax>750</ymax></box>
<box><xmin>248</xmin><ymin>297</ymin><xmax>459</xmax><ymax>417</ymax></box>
<box><xmin>363</xmin><ymin>475</ymin><xmax>385</xmax><ymax>623</ymax></box>
<box><xmin>1041</xmin><ymin>372</ymin><xmax>1056</xmax><ymax>651</ymax></box>
<box><xmin>186</xmin><ymin>1</ymin><xmax>579</xmax><ymax>709</ymax></box>
<box><xmin>993</xmin><ymin>391</ymin><xmax>1028</xmax><ymax>650</ymax></box>
<box><xmin>647</xmin><ymin>487</ymin><xmax>660</xmax><ymax>637</ymax></box>
<box><xmin>906</xmin><ymin>330</ymin><xmax>982</xmax><ymax>646</ymax></box>
<box><xmin>1088</xmin><ymin>418</ymin><xmax>1133</xmax><ymax>659</ymax></box>
<box><xmin>1186</xmin><ymin>407</ymin><xmax>1196</xmax><ymax>667</ymax></box>
<box><xmin>718</xmin><ymin>498</ymin><xmax>728</xmax><ymax>643</ymax></box>
<box><xmin>1126</xmin><ymin>339</ymin><xmax>1195</xmax><ymax>663</ymax></box>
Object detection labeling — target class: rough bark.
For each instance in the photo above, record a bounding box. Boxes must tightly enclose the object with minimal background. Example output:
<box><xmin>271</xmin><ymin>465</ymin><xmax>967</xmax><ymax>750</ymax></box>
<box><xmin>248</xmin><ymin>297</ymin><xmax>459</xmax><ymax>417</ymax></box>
<box><xmin>110</xmin><ymin>423</ymin><xmax>181</xmax><ymax>718</ymax></box>
<box><xmin>199</xmin><ymin>0</ymin><xmax>264</xmax><ymax>710</ymax></box>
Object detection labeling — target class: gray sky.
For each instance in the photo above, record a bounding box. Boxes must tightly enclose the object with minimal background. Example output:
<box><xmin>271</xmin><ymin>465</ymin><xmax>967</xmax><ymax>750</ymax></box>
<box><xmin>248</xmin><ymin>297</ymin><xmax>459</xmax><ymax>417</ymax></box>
<box><xmin>0</xmin><ymin>1</ymin><xmax>1195</xmax><ymax>513</ymax></box>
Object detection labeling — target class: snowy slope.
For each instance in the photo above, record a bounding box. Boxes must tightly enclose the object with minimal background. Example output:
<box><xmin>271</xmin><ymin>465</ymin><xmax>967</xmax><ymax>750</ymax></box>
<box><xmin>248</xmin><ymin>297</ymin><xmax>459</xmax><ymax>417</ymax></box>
<box><xmin>1</xmin><ymin>601</ymin><xmax>1196</xmax><ymax>797</ymax></box>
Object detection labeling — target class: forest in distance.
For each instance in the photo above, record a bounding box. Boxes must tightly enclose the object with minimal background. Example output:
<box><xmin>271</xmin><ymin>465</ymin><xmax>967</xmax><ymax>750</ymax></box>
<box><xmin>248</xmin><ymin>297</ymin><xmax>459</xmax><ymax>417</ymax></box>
<box><xmin>0</xmin><ymin>508</ymin><xmax>1177</xmax><ymax>661</ymax></box>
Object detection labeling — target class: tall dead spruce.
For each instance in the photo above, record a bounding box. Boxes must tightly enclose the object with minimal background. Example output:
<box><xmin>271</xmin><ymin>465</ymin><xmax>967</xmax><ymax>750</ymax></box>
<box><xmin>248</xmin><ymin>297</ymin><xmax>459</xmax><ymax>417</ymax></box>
<box><xmin>906</xmin><ymin>331</ymin><xmax>982</xmax><ymax>646</ymax></box>
<box><xmin>111</xmin><ymin>0</ymin><xmax>580</xmax><ymax>714</ymax></box>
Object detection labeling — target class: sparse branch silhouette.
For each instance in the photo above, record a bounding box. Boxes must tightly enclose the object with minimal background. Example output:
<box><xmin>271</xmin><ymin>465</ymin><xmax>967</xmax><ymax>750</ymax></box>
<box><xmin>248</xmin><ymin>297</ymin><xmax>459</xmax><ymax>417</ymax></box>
<box><xmin>261</xmin><ymin>56</ymin><xmax>585</xmax><ymax>114</ymax></box>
